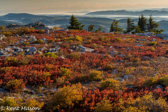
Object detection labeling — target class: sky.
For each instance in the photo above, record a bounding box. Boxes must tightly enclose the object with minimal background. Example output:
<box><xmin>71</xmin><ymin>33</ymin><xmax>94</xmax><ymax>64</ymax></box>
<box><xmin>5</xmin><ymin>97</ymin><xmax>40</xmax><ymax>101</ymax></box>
<box><xmin>0</xmin><ymin>0</ymin><xmax>168</xmax><ymax>15</ymax></box>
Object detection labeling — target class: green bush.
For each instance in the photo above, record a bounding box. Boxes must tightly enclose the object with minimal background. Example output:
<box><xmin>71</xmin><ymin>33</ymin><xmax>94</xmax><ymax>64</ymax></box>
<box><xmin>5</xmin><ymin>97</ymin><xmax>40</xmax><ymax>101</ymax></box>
<box><xmin>100</xmin><ymin>78</ymin><xmax>120</xmax><ymax>89</ymax></box>
<box><xmin>94</xmin><ymin>99</ymin><xmax>112</xmax><ymax>112</ymax></box>
<box><xmin>75</xmin><ymin>35</ymin><xmax>83</xmax><ymax>42</ymax></box>
<box><xmin>149</xmin><ymin>41</ymin><xmax>157</xmax><ymax>46</ymax></box>
<box><xmin>18</xmin><ymin>55</ymin><xmax>31</xmax><ymax>65</ymax></box>
<box><xmin>0</xmin><ymin>67</ymin><xmax>12</xmax><ymax>73</ymax></box>
<box><xmin>160</xmin><ymin>76</ymin><xmax>168</xmax><ymax>87</ymax></box>
<box><xmin>47</xmin><ymin>83</ymin><xmax>82</xmax><ymax>111</ymax></box>
<box><xmin>43</xmin><ymin>72</ymin><xmax>51</xmax><ymax>77</ymax></box>
<box><xmin>4</xmin><ymin>57</ymin><xmax>18</xmax><ymax>64</ymax></box>
<box><xmin>144</xmin><ymin>76</ymin><xmax>159</xmax><ymax>87</ymax></box>
<box><xmin>60</xmin><ymin>68</ymin><xmax>71</xmax><ymax>77</ymax></box>
<box><xmin>68</xmin><ymin>53</ymin><xmax>81</xmax><ymax>59</ymax></box>
<box><xmin>36</xmin><ymin>39</ymin><xmax>44</xmax><ymax>44</ymax></box>
<box><xmin>6</xmin><ymin>79</ymin><xmax>25</xmax><ymax>92</ymax></box>
<box><xmin>128</xmin><ymin>93</ymin><xmax>168</xmax><ymax>112</ymax></box>
<box><xmin>114</xmin><ymin>37</ymin><xmax>122</xmax><ymax>42</ymax></box>
<box><xmin>89</xmin><ymin>70</ymin><xmax>102</xmax><ymax>81</ymax></box>
<box><xmin>0</xmin><ymin>97</ymin><xmax>21</xmax><ymax>107</ymax></box>
<box><xmin>45</xmin><ymin>52</ymin><xmax>58</xmax><ymax>58</ymax></box>
<box><xmin>24</xmin><ymin>99</ymin><xmax>44</xmax><ymax>112</ymax></box>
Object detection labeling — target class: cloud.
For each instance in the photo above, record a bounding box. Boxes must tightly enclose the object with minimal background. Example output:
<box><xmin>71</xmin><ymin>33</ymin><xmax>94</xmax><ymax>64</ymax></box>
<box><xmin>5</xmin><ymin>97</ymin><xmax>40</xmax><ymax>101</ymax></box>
<box><xmin>0</xmin><ymin>0</ymin><xmax>168</xmax><ymax>14</ymax></box>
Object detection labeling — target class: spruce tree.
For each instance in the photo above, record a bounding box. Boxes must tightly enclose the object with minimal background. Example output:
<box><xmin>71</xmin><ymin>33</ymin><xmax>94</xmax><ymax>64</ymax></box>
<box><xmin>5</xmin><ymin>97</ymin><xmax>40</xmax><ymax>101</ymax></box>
<box><xmin>67</xmin><ymin>15</ymin><xmax>85</xmax><ymax>30</ymax></box>
<box><xmin>126</xmin><ymin>18</ymin><xmax>135</xmax><ymax>33</ymax></box>
<box><xmin>148</xmin><ymin>15</ymin><xmax>159</xmax><ymax>32</ymax></box>
<box><xmin>110</xmin><ymin>19</ymin><xmax>122</xmax><ymax>32</ymax></box>
<box><xmin>138</xmin><ymin>14</ymin><xmax>147</xmax><ymax>32</ymax></box>
<box><xmin>88</xmin><ymin>24</ymin><xmax>94</xmax><ymax>32</ymax></box>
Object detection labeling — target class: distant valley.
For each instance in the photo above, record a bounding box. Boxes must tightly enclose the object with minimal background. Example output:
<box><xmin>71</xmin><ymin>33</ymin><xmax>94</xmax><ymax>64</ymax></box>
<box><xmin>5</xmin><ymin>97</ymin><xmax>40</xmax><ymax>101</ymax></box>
<box><xmin>1</xmin><ymin>9</ymin><xmax>168</xmax><ymax>33</ymax></box>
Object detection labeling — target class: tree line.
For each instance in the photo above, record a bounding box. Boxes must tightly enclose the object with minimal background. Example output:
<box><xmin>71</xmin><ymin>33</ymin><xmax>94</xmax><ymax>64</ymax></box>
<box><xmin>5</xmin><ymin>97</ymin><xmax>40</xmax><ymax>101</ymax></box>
<box><xmin>68</xmin><ymin>15</ymin><xmax>164</xmax><ymax>34</ymax></box>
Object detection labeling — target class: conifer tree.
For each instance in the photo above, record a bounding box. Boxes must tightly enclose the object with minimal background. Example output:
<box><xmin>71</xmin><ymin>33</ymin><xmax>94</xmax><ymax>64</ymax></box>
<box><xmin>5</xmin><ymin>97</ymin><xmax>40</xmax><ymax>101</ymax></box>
<box><xmin>148</xmin><ymin>15</ymin><xmax>159</xmax><ymax>32</ymax></box>
<box><xmin>138</xmin><ymin>14</ymin><xmax>147</xmax><ymax>32</ymax></box>
<box><xmin>67</xmin><ymin>15</ymin><xmax>85</xmax><ymax>30</ymax></box>
<box><xmin>88</xmin><ymin>24</ymin><xmax>94</xmax><ymax>32</ymax></box>
<box><xmin>110</xmin><ymin>19</ymin><xmax>122</xmax><ymax>32</ymax></box>
<box><xmin>126</xmin><ymin>18</ymin><xmax>135</xmax><ymax>33</ymax></box>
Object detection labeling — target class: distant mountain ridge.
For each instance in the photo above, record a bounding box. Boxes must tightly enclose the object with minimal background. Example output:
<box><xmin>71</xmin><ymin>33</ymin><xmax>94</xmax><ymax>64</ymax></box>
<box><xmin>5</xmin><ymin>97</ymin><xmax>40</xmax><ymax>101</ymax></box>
<box><xmin>86</xmin><ymin>9</ymin><xmax>168</xmax><ymax>16</ymax></box>
<box><xmin>1</xmin><ymin>13</ymin><xmax>168</xmax><ymax>33</ymax></box>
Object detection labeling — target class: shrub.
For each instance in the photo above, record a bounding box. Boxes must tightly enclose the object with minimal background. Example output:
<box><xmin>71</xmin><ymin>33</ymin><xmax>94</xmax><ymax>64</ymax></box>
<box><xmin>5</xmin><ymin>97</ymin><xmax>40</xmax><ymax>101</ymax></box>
<box><xmin>91</xmin><ymin>43</ymin><xmax>97</xmax><ymax>48</ymax></box>
<box><xmin>99</xmin><ymin>36</ymin><xmax>106</xmax><ymax>41</ymax></box>
<box><xmin>160</xmin><ymin>76</ymin><xmax>168</xmax><ymax>87</ymax></box>
<box><xmin>6</xmin><ymin>79</ymin><xmax>25</xmax><ymax>92</ymax></box>
<box><xmin>75</xmin><ymin>35</ymin><xmax>83</xmax><ymax>42</ymax></box>
<box><xmin>106</xmin><ymin>65</ymin><xmax>114</xmax><ymax>70</ymax></box>
<box><xmin>4</xmin><ymin>57</ymin><xmax>18</xmax><ymax>65</ymax></box>
<box><xmin>47</xmin><ymin>83</ymin><xmax>82</xmax><ymax>111</ymax></box>
<box><xmin>87</xmin><ymin>36</ymin><xmax>93</xmax><ymax>40</ymax></box>
<box><xmin>24</xmin><ymin>99</ymin><xmax>44</xmax><ymax>112</ymax></box>
<box><xmin>56</xmin><ymin>77</ymin><xmax>65</xmax><ymax>86</ymax></box>
<box><xmin>132</xmin><ymin>57</ymin><xmax>141</xmax><ymax>65</ymax></box>
<box><xmin>18</xmin><ymin>55</ymin><xmax>31</xmax><ymax>65</ymax></box>
<box><xmin>129</xmin><ymin>93</ymin><xmax>168</xmax><ymax>112</ymax></box>
<box><xmin>114</xmin><ymin>37</ymin><xmax>122</xmax><ymax>42</ymax></box>
<box><xmin>45</xmin><ymin>52</ymin><xmax>58</xmax><ymax>58</ymax></box>
<box><xmin>100</xmin><ymin>78</ymin><xmax>120</xmax><ymax>89</ymax></box>
<box><xmin>36</xmin><ymin>39</ymin><xmax>44</xmax><ymax>44</ymax></box>
<box><xmin>60</xmin><ymin>68</ymin><xmax>71</xmax><ymax>77</ymax></box>
<box><xmin>94</xmin><ymin>99</ymin><xmax>112</xmax><ymax>112</ymax></box>
<box><xmin>68</xmin><ymin>53</ymin><xmax>81</xmax><ymax>59</ymax></box>
<box><xmin>89</xmin><ymin>70</ymin><xmax>102</xmax><ymax>81</ymax></box>
<box><xmin>144</xmin><ymin>76</ymin><xmax>159</xmax><ymax>87</ymax></box>
<box><xmin>45</xmin><ymin>64</ymin><xmax>54</xmax><ymax>70</ymax></box>
<box><xmin>0</xmin><ymin>97</ymin><xmax>21</xmax><ymax>108</ymax></box>
<box><xmin>23</xmin><ymin>42</ymin><xmax>30</xmax><ymax>46</ymax></box>
<box><xmin>0</xmin><ymin>67</ymin><xmax>12</xmax><ymax>73</ymax></box>
<box><xmin>149</xmin><ymin>41</ymin><xmax>157</xmax><ymax>46</ymax></box>
<box><xmin>150</xmin><ymin>47</ymin><xmax>155</xmax><ymax>52</ymax></box>
<box><xmin>61</xmin><ymin>43</ymin><xmax>70</xmax><ymax>49</ymax></box>
<box><xmin>43</xmin><ymin>72</ymin><xmax>51</xmax><ymax>77</ymax></box>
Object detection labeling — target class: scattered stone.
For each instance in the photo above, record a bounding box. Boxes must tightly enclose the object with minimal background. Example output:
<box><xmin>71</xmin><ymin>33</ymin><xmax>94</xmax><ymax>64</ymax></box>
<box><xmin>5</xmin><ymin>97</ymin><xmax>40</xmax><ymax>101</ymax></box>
<box><xmin>155</xmin><ymin>85</ymin><xmax>164</xmax><ymax>90</ymax></box>
<box><xmin>123</xmin><ymin>75</ymin><xmax>133</xmax><ymax>80</ymax></box>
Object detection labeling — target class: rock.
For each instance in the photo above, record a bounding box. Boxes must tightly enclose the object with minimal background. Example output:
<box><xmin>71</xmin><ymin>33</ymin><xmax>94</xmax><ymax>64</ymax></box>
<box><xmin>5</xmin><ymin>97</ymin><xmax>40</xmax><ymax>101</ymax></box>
<box><xmin>119</xmin><ymin>79</ymin><xmax>124</xmax><ymax>82</ymax></box>
<box><xmin>40</xmin><ymin>46</ymin><xmax>47</xmax><ymax>51</ymax></box>
<box><xmin>155</xmin><ymin>85</ymin><xmax>164</xmax><ymax>90</ymax></box>
<box><xmin>135</xmin><ymin>44</ymin><xmax>143</xmax><ymax>47</ymax></box>
<box><xmin>60</xmin><ymin>55</ymin><xmax>65</xmax><ymax>59</ymax></box>
<box><xmin>142</xmin><ymin>56</ymin><xmax>152</xmax><ymax>60</ymax></box>
<box><xmin>126</xmin><ymin>85</ymin><xmax>134</xmax><ymax>88</ymax></box>
<box><xmin>0</xmin><ymin>51</ymin><xmax>7</xmax><ymax>55</ymax></box>
<box><xmin>126</xmin><ymin>47</ymin><xmax>132</xmax><ymax>50</ymax></box>
<box><xmin>50</xmin><ymin>88</ymin><xmax>57</xmax><ymax>92</ymax></box>
<box><xmin>123</xmin><ymin>75</ymin><xmax>133</xmax><ymax>79</ymax></box>
<box><xmin>78</xmin><ymin>45</ymin><xmax>94</xmax><ymax>52</ymax></box>
<box><xmin>112</xmin><ymin>69</ymin><xmax>118</xmax><ymax>74</ymax></box>
<box><xmin>38</xmin><ymin>93</ymin><xmax>45</xmax><ymax>97</ymax></box>
<box><xmin>109</xmin><ymin>51</ymin><xmax>117</xmax><ymax>55</ymax></box>
<box><xmin>27</xmin><ymin>47</ymin><xmax>37</xmax><ymax>55</ymax></box>
<box><xmin>0</xmin><ymin>35</ymin><xmax>6</xmax><ymax>41</ymax></box>
<box><xmin>41</xmin><ymin>38</ymin><xmax>47</xmax><ymax>43</ymax></box>
<box><xmin>118</xmin><ymin>54</ymin><xmax>126</xmax><ymax>57</ymax></box>
<box><xmin>36</xmin><ymin>51</ymin><xmax>43</xmax><ymax>55</ymax></box>
<box><xmin>152</xmin><ymin>38</ymin><xmax>156</xmax><ymax>41</ymax></box>
<box><xmin>30</xmin><ymin>90</ymin><xmax>35</xmax><ymax>94</ymax></box>
<box><xmin>137</xmin><ymin>39</ymin><xmax>147</xmax><ymax>41</ymax></box>
<box><xmin>0</xmin><ymin>88</ymin><xmax>8</xmax><ymax>93</ymax></box>
<box><xmin>152</xmin><ymin>73</ymin><xmax>157</xmax><ymax>77</ymax></box>
<box><xmin>49</xmin><ymin>46</ymin><xmax>60</xmax><ymax>53</ymax></box>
